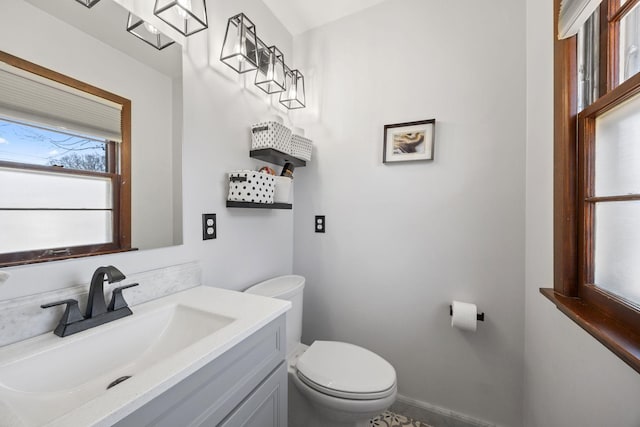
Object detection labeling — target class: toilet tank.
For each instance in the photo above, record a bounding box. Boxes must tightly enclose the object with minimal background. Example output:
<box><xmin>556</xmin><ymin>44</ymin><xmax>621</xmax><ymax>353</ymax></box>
<box><xmin>244</xmin><ymin>275</ymin><xmax>305</xmax><ymax>356</ymax></box>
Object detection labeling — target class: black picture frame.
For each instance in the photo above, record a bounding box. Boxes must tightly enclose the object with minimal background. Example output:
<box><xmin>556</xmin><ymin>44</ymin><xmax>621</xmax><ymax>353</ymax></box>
<box><xmin>383</xmin><ymin>119</ymin><xmax>436</xmax><ymax>163</ymax></box>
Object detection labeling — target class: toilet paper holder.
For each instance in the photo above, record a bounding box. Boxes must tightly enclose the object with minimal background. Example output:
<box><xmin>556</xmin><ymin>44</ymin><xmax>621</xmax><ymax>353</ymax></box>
<box><xmin>449</xmin><ymin>305</ymin><xmax>485</xmax><ymax>322</ymax></box>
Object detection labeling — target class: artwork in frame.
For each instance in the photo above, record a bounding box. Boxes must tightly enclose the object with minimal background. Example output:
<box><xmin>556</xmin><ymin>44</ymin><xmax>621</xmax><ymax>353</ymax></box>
<box><xmin>383</xmin><ymin>119</ymin><xmax>436</xmax><ymax>163</ymax></box>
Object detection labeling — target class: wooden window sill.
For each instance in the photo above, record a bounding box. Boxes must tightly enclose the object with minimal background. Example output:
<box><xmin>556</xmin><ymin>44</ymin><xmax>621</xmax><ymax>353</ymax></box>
<box><xmin>540</xmin><ymin>288</ymin><xmax>640</xmax><ymax>374</ymax></box>
<box><xmin>0</xmin><ymin>247</ymin><xmax>138</xmax><ymax>268</ymax></box>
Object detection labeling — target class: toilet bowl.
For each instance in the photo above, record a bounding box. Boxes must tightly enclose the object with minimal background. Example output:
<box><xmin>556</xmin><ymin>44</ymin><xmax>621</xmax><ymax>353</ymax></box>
<box><xmin>244</xmin><ymin>275</ymin><xmax>397</xmax><ymax>427</ymax></box>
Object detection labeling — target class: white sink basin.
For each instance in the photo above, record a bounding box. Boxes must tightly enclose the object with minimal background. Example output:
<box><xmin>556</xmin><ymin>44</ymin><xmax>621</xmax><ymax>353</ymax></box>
<box><xmin>0</xmin><ymin>286</ymin><xmax>290</xmax><ymax>427</ymax></box>
<box><xmin>1</xmin><ymin>305</ymin><xmax>232</xmax><ymax>394</ymax></box>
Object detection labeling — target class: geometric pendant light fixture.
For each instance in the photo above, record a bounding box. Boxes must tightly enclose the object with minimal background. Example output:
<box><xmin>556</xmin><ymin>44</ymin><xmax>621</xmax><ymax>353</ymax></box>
<box><xmin>220</xmin><ymin>13</ymin><xmax>259</xmax><ymax>74</ymax></box>
<box><xmin>126</xmin><ymin>13</ymin><xmax>176</xmax><ymax>50</ymax></box>
<box><xmin>75</xmin><ymin>0</ymin><xmax>101</xmax><ymax>7</ymax></box>
<box><xmin>220</xmin><ymin>12</ymin><xmax>307</xmax><ymax>109</ymax></box>
<box><xmin>77</xmin><ymin>0</ymin><xmax>210</xmax><ymax>50</ymax></box>
<box><xmin>154</xmin><ymin>0</ymin><xmax>208</xmax><ymax>37</ymax></box>
<box><xmin>255</xmin><ymin>38</ymin><xmax>286</xmax><ymax>94</ymax></box>
<box><xmin>279</xmin><ymin>67</ymin><xmax>306</xmax><ymax>109</ymax></box>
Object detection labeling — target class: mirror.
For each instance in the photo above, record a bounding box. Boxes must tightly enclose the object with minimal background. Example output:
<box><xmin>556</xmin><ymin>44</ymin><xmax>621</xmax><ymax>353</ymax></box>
<box><xmin>0</xmin><ymin>0</ymin><xmax>183</xmax><ymax>262</ymax></box>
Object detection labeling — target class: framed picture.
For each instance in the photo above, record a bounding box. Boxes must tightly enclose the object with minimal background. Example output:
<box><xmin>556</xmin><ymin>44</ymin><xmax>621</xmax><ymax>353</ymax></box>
<box><xmin>383</xmin><ymin>119</ymin><xmax>436</xmax><ymax>163</ymax></box>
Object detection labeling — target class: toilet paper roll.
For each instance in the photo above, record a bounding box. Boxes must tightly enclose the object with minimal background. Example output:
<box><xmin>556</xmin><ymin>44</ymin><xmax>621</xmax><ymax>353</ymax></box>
<box><xmin>451</xmin><ymin>300</ymin><xmax>477</xmax><ymax>332</ymax></box>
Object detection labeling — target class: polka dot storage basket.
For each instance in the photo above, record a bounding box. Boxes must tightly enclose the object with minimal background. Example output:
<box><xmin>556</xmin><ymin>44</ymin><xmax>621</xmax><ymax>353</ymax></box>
<box><xmin>227</xmin><ymin>170</ymin><xmax>275</xmax><ymax>204</ymax></box>
<box><xmin>251</xmin><ymin>121</ymin><xmax>292</xmax><ymax>154</ymax></box>
<box><xmin>290</xmin><ymin>133</ymin><xmax>313</xmax><ymax>161</ymax></box>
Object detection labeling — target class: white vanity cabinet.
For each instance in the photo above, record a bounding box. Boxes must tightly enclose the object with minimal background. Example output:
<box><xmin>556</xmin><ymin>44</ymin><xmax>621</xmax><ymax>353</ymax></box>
<box><xmin>113</xmin><ymin>315</ymin><xmax>287</xmax><ymax>427</ymax></box>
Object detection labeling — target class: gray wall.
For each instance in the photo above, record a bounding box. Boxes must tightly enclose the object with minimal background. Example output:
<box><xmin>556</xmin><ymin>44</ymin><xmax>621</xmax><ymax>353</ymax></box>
<box><xmin>291</xmin><ymin>1</ymin><xmax>526</xmax><ymax>425</ymax></box>
<box><xmin>523</xmin><ymin>0</ymin><xmax>640</xmax><ymax>426</ymax></box>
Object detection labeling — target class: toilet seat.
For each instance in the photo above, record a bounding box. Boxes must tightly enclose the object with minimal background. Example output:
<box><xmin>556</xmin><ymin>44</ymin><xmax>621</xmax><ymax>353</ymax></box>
<box><xmin>297</xmin><ymin>371</ymin><xmax>396</xmax><ymax>400</ymax></box>
<box><xmin>295</xmin><ymin>341</ymin><xmax>396</xmax><ymax>401</ymax></box>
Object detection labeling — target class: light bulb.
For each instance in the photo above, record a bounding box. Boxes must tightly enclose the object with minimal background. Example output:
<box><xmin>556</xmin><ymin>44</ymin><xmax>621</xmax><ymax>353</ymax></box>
<box><xmin>176</xmin><ymin>0</ymin><xmax>192</xmax><ymax>20</ymax></box>
<box><xmin>239</xmin><ymin>36</ymin><xmax>246</xmax><ymax>56</ymax></box>
<box><xmin>144</xmin><ymin>22</ymin><xmax>160</xmax><ymax>34</ymax></box>
<box><xmin>266</xmin><ymin>61</ymin><xmax>274</xmax><ymax>81</ymax></box>
<box><xmin>288</xmin><ymin>83</ymin><xmax>297</xmax><ymax>99</ymax></box>
<box><xmin>233</xmin><ymin>39</ymin><xmax>246</xmax><ymax>56</ymax></box>
<box><xmin>232</xmin><ymin>39</ymin><xmax>246</xmax><ymax>68</ymax></box>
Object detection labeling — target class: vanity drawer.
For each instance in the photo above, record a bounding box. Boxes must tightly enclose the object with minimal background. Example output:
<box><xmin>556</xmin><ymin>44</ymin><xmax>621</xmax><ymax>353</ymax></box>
<box><xmin>114</xmin><ymin>315</ymin><xmax>285</xmax><ymax>427</ymax></box>
<box><xmin>217</xmin><ymin>361</ymin><xmax>287</xmax><ymax>427</ymax></box>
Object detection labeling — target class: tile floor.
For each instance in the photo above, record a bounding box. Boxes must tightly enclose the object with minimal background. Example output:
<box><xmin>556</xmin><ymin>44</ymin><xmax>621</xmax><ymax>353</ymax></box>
<box><xmin>370</xmin><ymin>410</ymin><xmax>433</xmax><ymax>427</ymax></box>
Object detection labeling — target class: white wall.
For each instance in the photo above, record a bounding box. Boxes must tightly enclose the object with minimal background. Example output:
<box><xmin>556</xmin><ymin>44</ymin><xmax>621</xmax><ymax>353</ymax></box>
<box><xmin>0</xmin><ymin>0</ymin><xmax>294</xmax><ymax>301</ymax></box>
<box><xmin>291</xmin><ymin>1</ymin><xmax>526</xmax><ymax>425</ymax></box>
<box><xmin>523</xmin><ymin>1</ymin><xmax>640</xmax><ymax>426</ymax></box>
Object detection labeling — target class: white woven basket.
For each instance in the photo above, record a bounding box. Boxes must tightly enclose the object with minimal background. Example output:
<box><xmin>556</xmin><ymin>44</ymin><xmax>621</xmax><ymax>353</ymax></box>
<box><xmin>251</xmin><ymin>121</ymin><xmax>292</xmax><ymax>154</ymax></box>
<box><xmin>227</xmin><ymin>170</ymin><xmax>275</xmax><ymax>204</ymax></box>
<box><xmin>290</xmin><ymin>134</ymin><xmax>313</xmax><ymax>161</ymax></box>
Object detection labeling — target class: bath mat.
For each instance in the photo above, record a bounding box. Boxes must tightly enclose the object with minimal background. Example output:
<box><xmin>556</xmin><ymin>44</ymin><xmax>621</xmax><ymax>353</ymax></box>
<box><xmin>370</xmin><ymin>410</ymin><xmax>433</xmax><ymax>427</ymax></box>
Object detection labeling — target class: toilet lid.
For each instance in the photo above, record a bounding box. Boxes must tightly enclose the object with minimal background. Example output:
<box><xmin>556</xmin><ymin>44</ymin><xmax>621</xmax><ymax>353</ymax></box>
<box><xmin>296</xmin><ymin>341</ymin><xmax>396</xmax><ymax>399</ymax></box>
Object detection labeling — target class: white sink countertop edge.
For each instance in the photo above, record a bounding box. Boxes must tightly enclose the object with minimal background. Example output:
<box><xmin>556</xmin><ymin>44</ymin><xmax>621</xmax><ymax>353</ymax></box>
<box><xmin>0</xmin><ymin>286</ymin><xmax>290</xmax><ymax>427</ymax></box>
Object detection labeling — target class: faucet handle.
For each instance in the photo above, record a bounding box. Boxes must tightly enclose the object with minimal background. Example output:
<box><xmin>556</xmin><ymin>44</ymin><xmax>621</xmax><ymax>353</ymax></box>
<box><xmin>41</xmin><ymin>299</ymin><xmax>85</xmax><ymax>333</ymax></box>
<box><xmin>108</xmin><ymin>283</ymin><xmax>139</xmax><ymax>311</ymax></box>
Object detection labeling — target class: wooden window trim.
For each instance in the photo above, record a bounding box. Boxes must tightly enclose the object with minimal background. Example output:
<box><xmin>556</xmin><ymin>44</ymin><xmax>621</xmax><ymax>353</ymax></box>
<box><xmin>610</xmin><ymin>0</ymin><xmax>640</xmax><ymax>22</ymax></box>
<box><xmin>553</xmin><ymin>0</ymin><xmax>579</xmax><ymax>298</ymax></box>
<box><xmin>0</xmin><ymin>246</ymin><xmax>138</xmax><ymax>268</ymax></box>
<box><xmin>541</xmin><ymin>289</ymin><xmax>640</xmax><ymax>372</ymax></box>
<box><xmin>607</xmin><ymin>0</ymin><xmax>640</xmax><ymax>89</ymax></box>
<box><xmin>606</xmin><ymin>0</ymin><xmax>619</xmax><ymax>91</ymax></box>
<box><xmin>0</xmin><ymin>51</ymin><xmax>132</xmax><ymax>267</ymax></box>
<box><xmin>543</xmin><ymin>0</ymin><xmax>640</xmax><ymax>375</ymax></box>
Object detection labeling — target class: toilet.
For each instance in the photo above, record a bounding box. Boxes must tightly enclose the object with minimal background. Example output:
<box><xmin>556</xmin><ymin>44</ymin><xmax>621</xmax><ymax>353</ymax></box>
<box><xmin>244</xmin><ymin>275</ymin><xmax>397</xmax><ymax>427</ymax></box>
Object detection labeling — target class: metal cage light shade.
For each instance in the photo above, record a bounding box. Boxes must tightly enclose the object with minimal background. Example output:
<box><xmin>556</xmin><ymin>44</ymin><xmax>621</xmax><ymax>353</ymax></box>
<box><xmin>279</xmin><ymin>68</ymin><xmax>305</xmax><ymax>109</ymax></box>
<box><xmin>220</xmin><ymin>13</ymin><xmax>259</xmax><ymax>74</ymax></box>
<box><xmin>255</xmin><ymin>39</ymin><xmax>286</xmax><ymax>94</ymax></box>
<box><xmin>75</xmin><ymin>0</ymin><xmax>101</xmax><ymax>8</ymax></box>
<box><xmin>126</xmin><ymin>13</ymin><xmax>176</xmax><ymax>50</ymax></box>
<box><xmin>154</xmin><ymin>0</ymin><xmax>208</xmax><ymax>37</ymax></box>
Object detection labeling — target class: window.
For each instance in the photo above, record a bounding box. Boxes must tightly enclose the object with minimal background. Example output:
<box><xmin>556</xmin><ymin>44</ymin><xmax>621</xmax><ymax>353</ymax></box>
<box><xmin>0</xmin><ymin>51</ymin><xmax>131</xmax><ymax>266</ymax></box>
<box><xmin>546</xmin><ymin>0</ymin><xmax>640</xmax><ymax>374</ymax></box>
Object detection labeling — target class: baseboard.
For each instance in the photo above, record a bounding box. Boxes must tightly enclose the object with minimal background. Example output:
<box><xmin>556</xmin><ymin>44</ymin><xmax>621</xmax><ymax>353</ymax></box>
<box><xmin>391</xmin><ymin>394</ymin><xmax>497</xmax><ymax>427</ymax></box>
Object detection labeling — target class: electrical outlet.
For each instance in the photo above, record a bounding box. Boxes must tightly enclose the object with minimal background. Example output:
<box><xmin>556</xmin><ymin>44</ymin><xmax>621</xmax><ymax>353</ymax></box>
<box><xmin>315</xmin><ymin>215</ymin><xmax>325</xmax><ymax>233</ymax></box>
<box><xmin>202</xmin><ymin>214</ymin><xmax>216</xmax><ymax>240</ymax></box>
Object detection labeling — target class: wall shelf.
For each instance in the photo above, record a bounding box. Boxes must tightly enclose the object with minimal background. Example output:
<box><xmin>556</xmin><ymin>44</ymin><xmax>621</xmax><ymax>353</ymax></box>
<box><xmin>250</xmin><ymin>148</ymin><xmax>306</xmax><ymax>167</ymax></box>
<box><xmin>229</xmin><ymin>148</ymin><xmax>301</xmax><ymax>210</ymax></box>
<box><xmin>226</xmin><ymin>201</ymin><xmax>292</xmax><ymax>210</ymax></box>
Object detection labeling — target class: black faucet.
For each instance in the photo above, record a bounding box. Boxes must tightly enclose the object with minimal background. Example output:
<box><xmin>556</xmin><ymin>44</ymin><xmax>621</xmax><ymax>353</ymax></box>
<box><xmin>86</xmin><ymin>265</ymin><xmax>126</xmax><ymax>318</ymax></box>
<box><xmin>41</xmin><ymin>266</ymin><xmax>139</xmax><ymax>337</ymax></box>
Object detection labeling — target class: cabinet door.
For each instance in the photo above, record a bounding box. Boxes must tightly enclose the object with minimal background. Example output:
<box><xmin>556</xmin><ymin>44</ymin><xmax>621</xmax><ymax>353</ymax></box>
<box><xmin>219</xmin><ymin>362</ymin><xmax>287</xmax><ymax>427</ymax></box>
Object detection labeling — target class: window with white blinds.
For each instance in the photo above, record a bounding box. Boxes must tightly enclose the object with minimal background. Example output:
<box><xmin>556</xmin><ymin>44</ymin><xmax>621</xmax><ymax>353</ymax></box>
<box><xmin>0</xmin><ymin>50</ymin><xmax>131</xmax><ymax>266</ymax></box>
<box><xmin>559</xmin><ymin>0</ymin><xmax>604</xmax><ymax>39</ymax></box>
<box><xmin>0</xmin><ymin>62</ymin><xmax>123</xmax><ymax>142</ymax></box>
